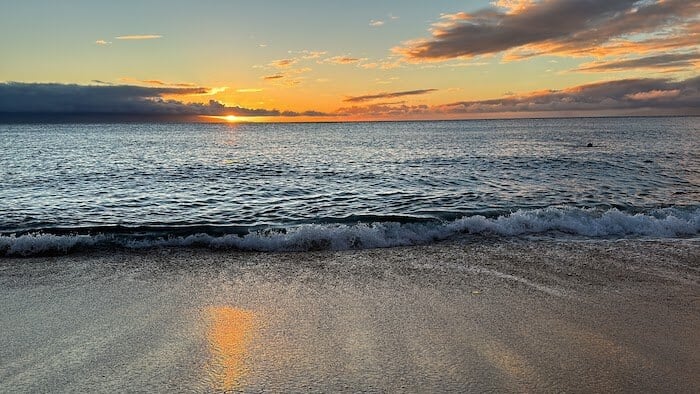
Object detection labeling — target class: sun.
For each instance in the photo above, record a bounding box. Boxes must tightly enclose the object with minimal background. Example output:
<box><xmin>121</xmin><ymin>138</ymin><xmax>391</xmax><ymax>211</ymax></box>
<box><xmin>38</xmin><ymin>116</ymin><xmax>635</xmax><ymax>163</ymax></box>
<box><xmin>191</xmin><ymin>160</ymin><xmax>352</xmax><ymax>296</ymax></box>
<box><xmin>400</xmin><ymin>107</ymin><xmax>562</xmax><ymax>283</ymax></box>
<box><xmin>201</xmin><ymin>114</ymin><xmax>259</xmax><ymax>123</ymax></box>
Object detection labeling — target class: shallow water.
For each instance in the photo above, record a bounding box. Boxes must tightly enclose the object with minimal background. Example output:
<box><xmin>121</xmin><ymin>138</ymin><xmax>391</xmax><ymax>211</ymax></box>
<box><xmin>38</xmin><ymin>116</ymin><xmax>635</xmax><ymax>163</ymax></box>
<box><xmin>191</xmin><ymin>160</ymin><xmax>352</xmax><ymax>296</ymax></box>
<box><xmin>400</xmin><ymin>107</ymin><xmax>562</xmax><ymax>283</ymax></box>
<box><xmin>1</xmin><ymin>240</ymin><xmax>698</xmax><ymax>392</ymax></box>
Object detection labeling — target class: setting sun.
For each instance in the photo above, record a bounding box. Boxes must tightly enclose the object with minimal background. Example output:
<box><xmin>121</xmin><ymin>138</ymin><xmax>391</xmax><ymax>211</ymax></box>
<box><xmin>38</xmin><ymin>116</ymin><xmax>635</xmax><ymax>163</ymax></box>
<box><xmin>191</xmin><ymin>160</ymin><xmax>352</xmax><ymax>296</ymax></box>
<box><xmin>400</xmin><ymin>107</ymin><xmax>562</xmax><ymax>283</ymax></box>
<box><xmin>202</xmin><ymin>114</ymin><xmax>263</xmax><ymax>123</ymax></box>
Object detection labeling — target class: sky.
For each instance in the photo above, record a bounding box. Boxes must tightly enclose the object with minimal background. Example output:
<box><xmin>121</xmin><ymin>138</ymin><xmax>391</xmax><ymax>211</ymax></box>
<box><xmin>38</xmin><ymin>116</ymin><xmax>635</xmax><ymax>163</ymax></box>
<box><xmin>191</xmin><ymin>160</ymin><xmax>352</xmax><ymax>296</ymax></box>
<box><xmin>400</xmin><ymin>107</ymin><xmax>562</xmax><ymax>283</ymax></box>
<box><xmin>0</xmin><ymin>0</ymin><xmax>698</xmax><ymax>122</ymax></box>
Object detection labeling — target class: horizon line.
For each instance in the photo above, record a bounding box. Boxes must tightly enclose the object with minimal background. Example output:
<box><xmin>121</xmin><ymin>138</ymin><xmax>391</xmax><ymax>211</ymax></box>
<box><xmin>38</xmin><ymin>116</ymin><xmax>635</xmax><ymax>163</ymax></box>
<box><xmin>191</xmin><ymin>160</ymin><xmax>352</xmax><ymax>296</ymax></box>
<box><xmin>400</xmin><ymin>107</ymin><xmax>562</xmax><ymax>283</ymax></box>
<box><xmin>0</xmin><ymin>113</ymin><xmax>697</xmax><ymax>126</ymax></box>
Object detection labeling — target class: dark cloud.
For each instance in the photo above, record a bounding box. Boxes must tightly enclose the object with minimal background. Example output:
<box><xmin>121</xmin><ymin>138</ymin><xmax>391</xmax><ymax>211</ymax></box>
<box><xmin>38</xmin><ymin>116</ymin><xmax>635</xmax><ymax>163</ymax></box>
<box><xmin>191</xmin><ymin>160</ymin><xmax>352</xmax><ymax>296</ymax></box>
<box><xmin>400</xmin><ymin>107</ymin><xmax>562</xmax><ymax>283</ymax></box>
<box><xmin>574</xmin><ymin>52</ymin><xmax>700</xmax><ymax>72</ymax></box>
<box><xmin>0</xmin><ymin>82</ymin><xmax>328</xmax><ymax>121</ymax></box>
<box><xmin>263</xmin><ymin>74</ymin><xmax>285</xmax><ymax>80</ymax></box>
<box><xmin>281</xmin><ymin>110</ymin><xmax>330</xmax><ymax>117</ymax></box>
<box><xmin>437</xmin><ymin>76</ymin><xmax>700</xmax><ymax>115</ymax></box>
<box><xmin>344</xmin><ymin>89</ymin><xmax>438</xmax><ymax>103</ymax></box>
<box><xmin>395</xmin><ymin>0</ymin><xmax>699</xmax><ymax>61</ymax></box>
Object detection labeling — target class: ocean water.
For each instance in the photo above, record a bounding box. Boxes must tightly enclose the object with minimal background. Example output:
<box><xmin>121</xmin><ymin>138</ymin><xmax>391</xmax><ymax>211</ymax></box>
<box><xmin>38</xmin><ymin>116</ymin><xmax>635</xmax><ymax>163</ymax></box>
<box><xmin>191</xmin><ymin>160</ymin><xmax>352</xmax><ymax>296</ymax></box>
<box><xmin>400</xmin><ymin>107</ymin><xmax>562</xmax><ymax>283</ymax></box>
<box><xmin>1</xmin><ymin>117</ymin><xmax>698</xmax><ymax>255</ymax></box>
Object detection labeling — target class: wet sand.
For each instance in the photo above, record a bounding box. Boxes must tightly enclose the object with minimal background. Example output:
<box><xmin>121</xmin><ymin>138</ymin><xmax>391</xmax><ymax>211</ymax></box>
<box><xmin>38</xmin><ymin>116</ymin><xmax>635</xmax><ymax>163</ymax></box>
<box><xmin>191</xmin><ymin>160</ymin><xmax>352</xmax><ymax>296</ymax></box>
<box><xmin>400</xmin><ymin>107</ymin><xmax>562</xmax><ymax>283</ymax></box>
<box><xmin>1</xmin><ymin>239</ymin><xmax>699</xmax><ymax>392</ymax></box>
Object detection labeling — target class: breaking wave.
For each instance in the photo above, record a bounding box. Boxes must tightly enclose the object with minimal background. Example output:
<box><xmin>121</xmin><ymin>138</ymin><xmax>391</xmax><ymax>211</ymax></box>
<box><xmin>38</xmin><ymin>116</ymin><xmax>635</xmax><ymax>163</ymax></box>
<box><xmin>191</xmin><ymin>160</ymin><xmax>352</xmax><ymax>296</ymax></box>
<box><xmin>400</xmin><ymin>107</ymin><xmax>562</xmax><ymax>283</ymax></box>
<box><xmin>2</xmin><ymin>207</ymin><xmax>698</xmax><ymax>257</ymax></box>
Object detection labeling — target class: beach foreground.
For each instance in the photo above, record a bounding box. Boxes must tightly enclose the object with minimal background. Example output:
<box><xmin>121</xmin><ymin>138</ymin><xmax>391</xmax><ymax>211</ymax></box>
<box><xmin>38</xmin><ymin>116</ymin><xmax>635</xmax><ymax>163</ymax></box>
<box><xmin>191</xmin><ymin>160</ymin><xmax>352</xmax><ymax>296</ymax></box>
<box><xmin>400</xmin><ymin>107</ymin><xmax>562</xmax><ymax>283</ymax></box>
<box><xmin>1</xmin><ymin>239</ymin><xmax>698</xmax><ymax>392</ymax></box>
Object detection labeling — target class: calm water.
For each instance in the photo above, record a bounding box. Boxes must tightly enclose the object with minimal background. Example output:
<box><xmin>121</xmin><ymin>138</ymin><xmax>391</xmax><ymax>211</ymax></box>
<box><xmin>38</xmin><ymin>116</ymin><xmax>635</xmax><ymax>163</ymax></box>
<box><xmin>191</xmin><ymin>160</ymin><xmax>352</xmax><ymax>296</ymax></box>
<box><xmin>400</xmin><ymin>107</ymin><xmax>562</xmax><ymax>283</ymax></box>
<box><xmin>1</xmin><ymin>117</ymin><xmax>699</xmax><ymax>254</ymax></box>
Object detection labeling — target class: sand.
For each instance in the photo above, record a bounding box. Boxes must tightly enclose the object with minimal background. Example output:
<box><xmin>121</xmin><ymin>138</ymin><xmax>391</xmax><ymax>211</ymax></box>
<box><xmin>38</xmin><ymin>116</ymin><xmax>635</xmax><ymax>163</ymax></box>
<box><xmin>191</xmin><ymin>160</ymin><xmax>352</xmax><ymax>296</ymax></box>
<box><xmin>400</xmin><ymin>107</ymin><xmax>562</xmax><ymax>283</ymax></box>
<box><xmin>1</xmin><ymin>238</ymin><xmax>699</xmax><ymax>392</ymax></box>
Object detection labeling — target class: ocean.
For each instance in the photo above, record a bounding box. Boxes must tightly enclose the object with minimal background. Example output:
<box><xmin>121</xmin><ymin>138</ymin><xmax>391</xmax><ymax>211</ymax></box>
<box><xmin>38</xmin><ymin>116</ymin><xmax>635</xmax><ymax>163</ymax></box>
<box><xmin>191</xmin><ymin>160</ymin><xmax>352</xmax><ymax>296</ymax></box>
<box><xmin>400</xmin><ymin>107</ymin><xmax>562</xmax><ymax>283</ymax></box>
<box><xmin>2</xmin><ymin>117</ymin><xmax>700</xmax><ymax>392</ymax></box>
<box><xmin>1</xmin><ymin>116</ymin><xmax>698</xmax><ymax>256</ymax></box>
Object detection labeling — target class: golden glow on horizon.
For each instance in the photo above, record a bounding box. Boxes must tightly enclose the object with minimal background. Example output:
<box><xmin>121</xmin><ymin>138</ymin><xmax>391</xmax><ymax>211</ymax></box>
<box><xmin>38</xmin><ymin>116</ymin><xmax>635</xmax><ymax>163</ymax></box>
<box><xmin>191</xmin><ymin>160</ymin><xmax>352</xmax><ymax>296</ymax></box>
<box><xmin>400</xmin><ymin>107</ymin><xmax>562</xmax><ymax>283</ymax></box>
<box><xmin>207</xmin><ymin>306</ymin><xmax>256</xmax><ymax>391</ymax></box>
<box><xmin>2</xmin><ymin>1</ymin><xmax>696</xmax><ymax>121</ymax></box>
<box><xmin>202</xmin><ymin>115</ymin><xmax>260</xmax><ymax>123</ymax></box>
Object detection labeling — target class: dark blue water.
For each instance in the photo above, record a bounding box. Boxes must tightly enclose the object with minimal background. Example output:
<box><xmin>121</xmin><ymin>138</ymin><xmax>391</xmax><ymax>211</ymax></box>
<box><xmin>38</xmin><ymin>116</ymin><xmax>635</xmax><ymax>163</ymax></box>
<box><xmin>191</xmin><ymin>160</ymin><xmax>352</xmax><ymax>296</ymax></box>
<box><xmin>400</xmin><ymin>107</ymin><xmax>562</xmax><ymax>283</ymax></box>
<box><xmin>1</xmin><ymin>117</ymin><xmax>698</xmax><ymax>255</ymax></box>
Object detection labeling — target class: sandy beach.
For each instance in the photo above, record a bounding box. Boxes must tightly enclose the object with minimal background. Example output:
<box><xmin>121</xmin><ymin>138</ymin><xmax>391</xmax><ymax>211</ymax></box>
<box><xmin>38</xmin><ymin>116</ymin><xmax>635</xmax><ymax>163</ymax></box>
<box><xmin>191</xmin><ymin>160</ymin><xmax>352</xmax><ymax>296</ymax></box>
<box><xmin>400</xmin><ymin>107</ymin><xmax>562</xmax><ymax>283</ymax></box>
<box><xmin>1</xmin><ymin>238</ymin><xmax>698</xmax><ymax>392</ymax></box>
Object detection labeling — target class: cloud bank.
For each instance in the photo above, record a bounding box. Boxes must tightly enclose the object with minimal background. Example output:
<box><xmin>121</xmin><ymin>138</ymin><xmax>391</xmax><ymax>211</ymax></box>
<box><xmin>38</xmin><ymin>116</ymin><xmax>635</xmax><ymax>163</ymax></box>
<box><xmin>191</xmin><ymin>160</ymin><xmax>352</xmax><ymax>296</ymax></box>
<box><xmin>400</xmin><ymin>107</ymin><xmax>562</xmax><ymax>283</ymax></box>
<box><xmin>439</xmin><ymin>76</ymin><xmax>700</xmax><ymax>115</ymax></box>
<box><xmin>337</xmin><ymin>77</ymin><xmax>700</xmax><ymax>118</ymax></box>
<box><xmin>395</xmin><ymin>0</ymin><xmax>699</xmax><ymax>61</ymax></box>
<box><xmin>0</xmin><ymin>83</ymin><xmax>327</xmax><ymax>120</ymax></box>
<box><xmin>2</xmin><ymin>77</ymin><xmax>697</xmax><ymax>122</ymax></box>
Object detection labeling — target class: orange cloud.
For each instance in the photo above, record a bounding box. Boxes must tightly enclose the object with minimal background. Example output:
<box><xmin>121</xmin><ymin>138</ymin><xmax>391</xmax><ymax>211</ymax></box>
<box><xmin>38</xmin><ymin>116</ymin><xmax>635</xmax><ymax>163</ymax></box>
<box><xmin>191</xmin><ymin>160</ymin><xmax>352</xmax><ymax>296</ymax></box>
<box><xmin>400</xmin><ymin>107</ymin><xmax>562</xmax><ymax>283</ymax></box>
<box><xmin>270</xmin><ymin>58</ymin><xmax>297</xmax><ymax>68</ymax></box>
<box><xmin>118</xmin><ymin>77</ymin><xmax>198</xmax><ymax>88</ymax></box>
<box><xmin>625</xmin><ymin>89</ymin><xmax>681</xmax><ymax>100</ymax></box>
<box><xmin>492</xmin><ymin>0</ymin><xmax>535</xmax><ymax>14</ymax></box>
<box><xmin>394</xmin><ymin>0</ymin><xmax>699</xmax><ymax>62</ymax></box>
<box><xmin>115</xmin><ymin>34</ymin><xmax>162</xmax><ymax>40</ymax></box>
<box><xmin>573</xmin><ymin>52</ymin><xmax>700</xmax><ymax>73</ymax></box>
<box><xmin>503</xmin><ymin>25</ymin><xmax>700</xmax><ymax>60</ymax></box>
<box><xmin>322</xmin><ymin>56</ymin><xmax>365</xmax><ymax>65</ymax></box>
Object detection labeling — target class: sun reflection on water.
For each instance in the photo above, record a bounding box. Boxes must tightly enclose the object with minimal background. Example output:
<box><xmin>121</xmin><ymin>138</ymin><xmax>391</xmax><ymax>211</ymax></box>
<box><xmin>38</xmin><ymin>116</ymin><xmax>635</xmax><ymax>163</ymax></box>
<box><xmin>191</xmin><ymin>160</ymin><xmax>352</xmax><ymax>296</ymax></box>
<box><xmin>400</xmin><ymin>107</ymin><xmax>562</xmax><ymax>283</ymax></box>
<box><xmin>206</xmin><ymin>306</ymin><xmax>256</xmax><ymax>391</ymax></box>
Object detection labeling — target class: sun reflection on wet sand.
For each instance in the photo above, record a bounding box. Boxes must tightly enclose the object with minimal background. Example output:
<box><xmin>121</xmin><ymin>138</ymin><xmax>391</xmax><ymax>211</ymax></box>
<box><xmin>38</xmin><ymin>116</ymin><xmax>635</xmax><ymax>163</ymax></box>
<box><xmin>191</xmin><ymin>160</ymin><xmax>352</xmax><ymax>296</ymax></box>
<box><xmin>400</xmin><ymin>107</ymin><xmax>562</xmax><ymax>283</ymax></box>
<box><xmin>206</xmin><ymin>306</ymin><xmax>256</xmax><ymax>391</ymax></box>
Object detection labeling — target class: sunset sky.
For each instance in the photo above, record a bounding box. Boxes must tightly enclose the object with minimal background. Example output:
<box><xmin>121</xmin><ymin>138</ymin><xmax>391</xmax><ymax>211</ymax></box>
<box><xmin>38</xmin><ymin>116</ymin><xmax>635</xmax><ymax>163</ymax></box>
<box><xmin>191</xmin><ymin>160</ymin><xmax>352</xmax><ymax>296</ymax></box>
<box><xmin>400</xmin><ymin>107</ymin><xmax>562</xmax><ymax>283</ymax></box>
<box><xmin>1</xmin><ymin>0</ymin><xmax>698</xmax><ymax>122</ymax></box>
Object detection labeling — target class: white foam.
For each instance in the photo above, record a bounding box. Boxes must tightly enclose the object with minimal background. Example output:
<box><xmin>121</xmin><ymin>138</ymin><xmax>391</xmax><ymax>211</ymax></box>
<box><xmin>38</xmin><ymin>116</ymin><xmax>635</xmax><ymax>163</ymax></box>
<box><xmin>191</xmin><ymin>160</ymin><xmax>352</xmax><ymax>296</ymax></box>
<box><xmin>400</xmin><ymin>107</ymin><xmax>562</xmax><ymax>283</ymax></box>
<box><xmin>2</xmin><ymin>207</ymin><xmax>698</xmax><ymax>256</ymax></box>
<box><xmin>0</xmin><ymin>233</ymin><xmax>104</xmax><ymax>256</ymax></box>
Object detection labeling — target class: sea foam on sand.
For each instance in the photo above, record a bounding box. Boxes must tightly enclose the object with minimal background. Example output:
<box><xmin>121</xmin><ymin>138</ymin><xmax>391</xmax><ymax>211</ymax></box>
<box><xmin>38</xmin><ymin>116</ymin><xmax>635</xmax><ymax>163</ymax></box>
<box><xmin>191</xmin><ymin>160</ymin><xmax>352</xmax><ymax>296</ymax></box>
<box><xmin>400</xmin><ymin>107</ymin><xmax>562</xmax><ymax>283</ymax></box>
<box><xmin>1</xmin><ymin>239</ymin><xmax>698</xmax><ymax>392</ymax></box>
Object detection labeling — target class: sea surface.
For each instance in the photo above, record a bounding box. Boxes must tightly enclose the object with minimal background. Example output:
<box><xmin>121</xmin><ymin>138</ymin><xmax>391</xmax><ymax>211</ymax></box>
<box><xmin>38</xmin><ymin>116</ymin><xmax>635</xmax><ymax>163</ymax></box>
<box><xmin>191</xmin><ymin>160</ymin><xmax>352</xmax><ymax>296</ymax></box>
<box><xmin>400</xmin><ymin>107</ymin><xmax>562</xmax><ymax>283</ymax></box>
<box><xmin>1</xmin><ymin>117</ymin><xmax>698</xmax><ymax>255</ymax></box>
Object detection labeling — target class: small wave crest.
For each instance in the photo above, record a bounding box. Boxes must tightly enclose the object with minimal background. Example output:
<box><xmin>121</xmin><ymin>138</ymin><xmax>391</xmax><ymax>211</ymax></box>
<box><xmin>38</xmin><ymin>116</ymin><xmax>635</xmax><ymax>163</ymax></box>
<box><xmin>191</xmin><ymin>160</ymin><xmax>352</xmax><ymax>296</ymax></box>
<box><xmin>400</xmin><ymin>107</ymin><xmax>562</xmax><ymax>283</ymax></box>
<box><xmin>2</xmin><ymin>207</ymin><xmax>698</xmax><ymax>257</ymax></box>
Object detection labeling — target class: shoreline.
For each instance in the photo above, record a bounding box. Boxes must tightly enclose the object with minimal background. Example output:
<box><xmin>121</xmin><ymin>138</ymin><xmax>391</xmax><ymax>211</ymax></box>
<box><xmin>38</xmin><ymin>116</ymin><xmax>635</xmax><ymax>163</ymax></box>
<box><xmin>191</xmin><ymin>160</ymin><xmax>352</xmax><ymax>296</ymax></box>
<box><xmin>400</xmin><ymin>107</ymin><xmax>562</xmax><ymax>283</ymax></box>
<box><xmin>1</xmin><ymin>239</ymin><xmax>698</xmax><ymax>392</ymax></box>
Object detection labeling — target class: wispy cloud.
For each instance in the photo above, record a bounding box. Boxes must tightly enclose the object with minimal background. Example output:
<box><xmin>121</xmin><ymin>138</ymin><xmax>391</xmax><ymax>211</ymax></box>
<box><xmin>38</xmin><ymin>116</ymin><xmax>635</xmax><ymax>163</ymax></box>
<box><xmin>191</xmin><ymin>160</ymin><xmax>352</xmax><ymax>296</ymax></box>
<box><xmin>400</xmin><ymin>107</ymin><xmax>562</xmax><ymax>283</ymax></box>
<box><xmin>301</xmin><ymin>50</ymin><xmax>327</xmax><ymax>59</ymax></box>
<box><xmin>270</xmin><ymin>58</ymin><xmax>297</xmax><ymax>68</ymax></box>
<box><xmin>573</xmin><ymin>52</ymin><xmax>700</xmax><ymax>73</ymax></box>
<box><xmin>370</xmin><ymin>13</ymin><xmax>400</xmax><ymax>27</ymax></box>
<box><xmin>236</xmin><ymin>88</ymin><xmax>263</xmax><ymax>93</ymax></box>
<box><xmin>322</xmin><ymin>56</ymin><xmax>365</xmax><ymax>65</ymax></box>
<box><xmin>118</xmin><ymin>77</ymin><xmax>198</xmax><ymax>88</ymax></box>
<box><xmin>394</xmin><ymin>0</ymin><xmax>700</xmax><ymax>62</ymax></box>
<box><xmin>344</xmin><ymin>89</ymin><xmax>438</xmax><ymax>103</ymax></box>
<box><xmin>359</xmin><ymin>59</ymin><xmax>403</xmax><ymax>70</ymax></box>
<box><xmin>261</xmin><ymin>66</ymin><xmax>310</xmax><ymax>87</ymax></box>
<box><xmin>286</xmin><ymin>50</ymin><xmax>327</xmax><ymax>59</ymax></box>
<box><xmin>144</xmin><ymin>80</ymin><xmax>198</xmax><ymax>88</ymax></box>
<box><xmin>95</xmin><ymin>39</ymin><xmax>111</xmax><ymax>46</ymax></box>
<box><xmin>115</xmin><ymin>34</ymin><xmax>163</xmax><ymax>40</ymax></box>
